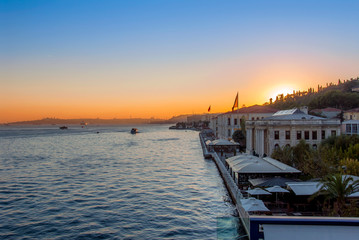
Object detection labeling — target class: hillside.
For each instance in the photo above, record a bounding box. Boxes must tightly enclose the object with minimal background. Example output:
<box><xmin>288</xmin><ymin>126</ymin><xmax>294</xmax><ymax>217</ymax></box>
<box><xmin>268</xmin><ymin>77</ymin><xmax>359</xmax><ymax>111</ymax></box>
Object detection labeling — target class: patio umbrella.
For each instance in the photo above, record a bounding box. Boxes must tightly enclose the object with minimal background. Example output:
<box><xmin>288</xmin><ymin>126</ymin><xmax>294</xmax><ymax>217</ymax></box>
<box><xmin>240</xmin><ymin>197</ymin><xmax>266</xmax><ymax>206</ymax></box>
<box><xmin>247</xmin><ymin>188</ymin><xmax>271</xmax><ymax>198</ymax></box>
<box><xmin>241</xmin><ymin>199</ymin><xmax>270</xmax><ymax>212</ymax></box>
<box><xmin>266</xmin><ymin>185</ymin><xmax>289</xmax><ymax>204</ymax></box>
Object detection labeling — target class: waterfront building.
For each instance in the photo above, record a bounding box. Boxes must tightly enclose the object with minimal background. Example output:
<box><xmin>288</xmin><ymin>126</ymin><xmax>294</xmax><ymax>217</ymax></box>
<box><xmin>225</xmin><ymin>154</ymin><xmax>301</xmax><ymax>188</ymax></box>
<box><xmin>344</xmin><ymin>107</ymin><xmax>359</xmax><ymax>120</ymax></box>
<box><xmin>342</xmin><ymin>120</ymin><xmax>359</xmax><ymax>135</ymax></box>
<box><xmin>210</xmin><ymin>105</ymin><xmax>278</xmax><ymax>139</ymax></box>
<box><xmin>246</xmin><ymin>108</ymin><xmax>341</xmax><ymax>157</ymax></box>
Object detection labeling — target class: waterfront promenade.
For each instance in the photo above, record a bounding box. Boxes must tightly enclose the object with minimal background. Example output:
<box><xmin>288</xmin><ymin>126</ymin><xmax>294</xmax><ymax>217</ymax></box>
<box><xmin>199</xmin><ymin>131</ymin><xmax>359</xmax><ymax>240</ymax></box>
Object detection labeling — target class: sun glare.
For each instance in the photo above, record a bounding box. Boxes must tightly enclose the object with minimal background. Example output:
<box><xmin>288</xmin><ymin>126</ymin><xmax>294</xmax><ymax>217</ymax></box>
<box><xmin>269</xmin><ymin>86</ymin><xmax>296</xmax><ymax>102</ymax></box>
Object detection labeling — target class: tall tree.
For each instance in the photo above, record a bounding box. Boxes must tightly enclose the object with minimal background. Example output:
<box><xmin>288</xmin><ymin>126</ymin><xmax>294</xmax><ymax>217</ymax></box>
<box><xmin>316</xmin><ymin>174</ymin><xmax>359</xmax><ymax>216</ymax></box>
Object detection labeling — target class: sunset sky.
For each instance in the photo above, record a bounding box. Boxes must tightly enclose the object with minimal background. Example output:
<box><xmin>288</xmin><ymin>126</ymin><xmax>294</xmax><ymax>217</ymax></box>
<box><xmin>1</xmin><ymin>0</ymin><xmax>359</xmax><ymax>123</ymax></box>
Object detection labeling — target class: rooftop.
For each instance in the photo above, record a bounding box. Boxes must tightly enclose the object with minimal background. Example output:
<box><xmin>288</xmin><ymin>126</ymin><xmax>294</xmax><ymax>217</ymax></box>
<box><xmin>345</xmin><ymin>107</ymin><xmax>359</xmax><ymax>113</ymax></box>
<box><xmin>218</xmin><ymin>105</ymin><xmax>278</xmax><ymax>116</ymax></box>
<box><xmin>226</xmin><ymin>154</ymin><xmax>301</xmax><ymax>174</ymax></box>
<box><xmin>311</xmin><ymin>107</ymin><xmax>342</xmax><ymax>113</ymax></box>
<box><xmin>263</xmin><ymin>108</ymin><xmax>324</xmax><ymax>121</ymax></box>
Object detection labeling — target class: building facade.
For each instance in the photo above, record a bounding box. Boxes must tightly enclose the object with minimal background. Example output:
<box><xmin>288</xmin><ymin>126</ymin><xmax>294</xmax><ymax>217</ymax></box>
<box><xmin>344</xmin><ymin>108</ymin><xmax>359</xmax><ymax>120</ymax></box>
<box><xmin>342</xmin><ymin>120</ymin><xmax>359</xmax><ymax>135</ymax></box>
<box><xmin>210</xmin><ymin>105</ymin><xmax>278</xmax><ymax>139</ymax></box>
<box><xmin>246</xmin><ymin>109</ymin><xmax>341</xmax><ymax>157</ymax></box>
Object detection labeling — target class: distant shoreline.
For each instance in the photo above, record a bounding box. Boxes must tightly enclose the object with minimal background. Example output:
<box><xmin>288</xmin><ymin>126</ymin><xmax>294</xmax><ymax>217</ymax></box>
<box><xmin>2</xmin><ymin>118</ymin><xmax>177</xmax><ymax>126</ymax></box>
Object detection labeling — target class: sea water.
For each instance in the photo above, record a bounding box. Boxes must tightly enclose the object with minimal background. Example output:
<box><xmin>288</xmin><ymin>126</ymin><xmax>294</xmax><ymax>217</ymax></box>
<box><xmin>0</xmin><ymin>125</ymin><xmax>246</xmax><ymax>239</ymax></box>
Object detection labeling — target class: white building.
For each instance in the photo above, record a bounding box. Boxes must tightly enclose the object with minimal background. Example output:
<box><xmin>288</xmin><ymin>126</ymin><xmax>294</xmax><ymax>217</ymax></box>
<box><xmin>210</xmin><ymin>105</ymin><xmax>278</xmax><ymax>139</ymax></box>
<box><xmin>344</xmin><ymin>108</ymin><xmax>359</xmax><ymax>120</ymax></box>
<box><xmin>246</xmin><ymin>108</ymin><xmax>341</xmax><ymax>157</ymax></box>
<box><xmin>342</xmin><ymin>120</ymin><xmax>359</xmax><ymax>135</ymax></box>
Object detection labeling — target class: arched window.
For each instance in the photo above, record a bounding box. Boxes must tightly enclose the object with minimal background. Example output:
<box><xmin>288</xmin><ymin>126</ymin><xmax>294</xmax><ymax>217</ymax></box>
<box><xmin>274</xmin><ymin>144</ymin><xmax>279</xmax><ymax>150</ymax></box>
<box><xmin>313</xmin><ymin>144</ymin><xmax>317</xmax><ymax>150</ymax></box>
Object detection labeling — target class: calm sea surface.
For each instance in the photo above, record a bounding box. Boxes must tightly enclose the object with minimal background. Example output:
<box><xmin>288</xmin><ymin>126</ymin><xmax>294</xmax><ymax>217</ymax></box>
<box><xmin>0</xmin><ymin>125</ymin><xmax>246</xmax><ymax>239</ymax></box>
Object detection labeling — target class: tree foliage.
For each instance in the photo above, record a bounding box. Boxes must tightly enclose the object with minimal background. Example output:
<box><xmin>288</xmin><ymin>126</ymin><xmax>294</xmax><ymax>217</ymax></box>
<box><xmin>271</xmin><ymin>136</ymin><xmax>359</xmax><ymax>179</ymax></box>
<box><xmin>340</xmin><ymin>158</ymin><xmax>359</xmax><ymax>176</ymax></box>
<box><xmin>316</xmin><ymin>174</ymin><xmax>359</xmax><ymax>216</ymax></box>
<box><xmin>269</xmin><ymin>78</ymin><xmax>359</xmax><ymax>111</ymax></box>
<box><xmin>232</xmin><ymin>130</ymin><xmax>245</xmax><ymax>151</ymax></box>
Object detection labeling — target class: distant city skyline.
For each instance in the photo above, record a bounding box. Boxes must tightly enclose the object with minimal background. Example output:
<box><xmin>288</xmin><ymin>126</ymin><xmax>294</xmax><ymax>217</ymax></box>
<box><xmin>1</xmin><ymin>0</ymin><xmax>359</xmax><ymax>123</ymax></box>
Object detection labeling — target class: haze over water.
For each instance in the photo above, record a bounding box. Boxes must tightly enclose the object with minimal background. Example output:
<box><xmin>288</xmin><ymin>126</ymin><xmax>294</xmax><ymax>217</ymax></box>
<box><xmin>0</xmin><ymin>125</ymin><xmax>245</xmax><ymax>239</ymax></box>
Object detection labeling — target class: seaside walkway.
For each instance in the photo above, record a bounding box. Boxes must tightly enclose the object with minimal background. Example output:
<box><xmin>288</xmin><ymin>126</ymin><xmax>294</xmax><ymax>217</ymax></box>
<box><xmin>199</xmin><ymin>132</ymin><xmax>359</xmax><ymax>240</ymax></box>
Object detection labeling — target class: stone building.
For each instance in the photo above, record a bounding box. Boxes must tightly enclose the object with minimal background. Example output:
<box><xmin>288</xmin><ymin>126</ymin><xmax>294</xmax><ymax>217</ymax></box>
<box><xmin>344</xmin><ymin>108</ymin><xmax>359</xmax><ymax>120</ymax></box>
<box><xmin>210</xmin><ymin>105</ymin><xmax>278</xmax><ymax>139</ymax></box>
<box><xmin>342</xmin><ymin>120</ymin><xmax>359</xmax><ymax>135</ymax></box>
<box><xmin>246</xmin><ymin>108</ymin><xmax>341</xmax><ymax>157</ymax></box>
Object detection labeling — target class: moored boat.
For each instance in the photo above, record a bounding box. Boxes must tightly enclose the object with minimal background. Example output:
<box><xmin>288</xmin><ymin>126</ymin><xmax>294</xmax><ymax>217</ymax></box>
<box><xmin>59</xmin><ymin>126</ymin><xmax>68</xmax><ymax>130</ymax></box>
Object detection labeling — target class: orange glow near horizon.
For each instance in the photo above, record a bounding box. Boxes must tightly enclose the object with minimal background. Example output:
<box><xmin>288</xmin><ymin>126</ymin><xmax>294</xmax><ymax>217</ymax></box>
<box><xmin>0</xmin><ymin>73</ymin><xmax>343</xmax><ymax>124</ymax></box>
<box><xmin>2</xmin><ymin>1</ymin><xmax>359</xmax><ymax>124</ymax></box>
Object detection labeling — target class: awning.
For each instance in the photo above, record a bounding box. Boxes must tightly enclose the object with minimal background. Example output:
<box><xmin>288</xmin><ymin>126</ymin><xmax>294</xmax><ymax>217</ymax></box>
<box><xmin>287</xmin><ymin>182</ymin><xmax>322</xmax><ymax>196</ymax></box>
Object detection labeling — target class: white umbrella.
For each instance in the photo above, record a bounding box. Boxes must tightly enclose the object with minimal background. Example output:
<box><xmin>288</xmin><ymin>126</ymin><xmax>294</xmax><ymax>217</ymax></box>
<box><xmin>247</xmin><ymin>188</ymin><xmax>271</xmax><ymax>198</ymax></box>
<box><xmin>266</xmin><ymin>185</ymin><xmax>289</xmax><ymax>205</ymax></box>
<box><xmin>240</xmin><ymin>197</ymin><xmax>261</xmax><ymax>205</ymax></box>
<box><xmin>241</xmin><ymin>198</ymin><xmax>270</xmax><ymax>212</ymax></box>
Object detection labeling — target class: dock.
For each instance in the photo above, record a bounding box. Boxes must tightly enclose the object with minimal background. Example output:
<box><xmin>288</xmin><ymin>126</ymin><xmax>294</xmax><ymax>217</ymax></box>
<box><xmin>199</xmin><ymin>131</ymin><xmax>359</xmax><ymax>240</ymax></box>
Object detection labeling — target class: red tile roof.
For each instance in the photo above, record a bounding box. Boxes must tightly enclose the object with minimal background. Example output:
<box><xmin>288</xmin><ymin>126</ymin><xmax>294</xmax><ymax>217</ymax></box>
<box><xmin>233</xmin><ymin>105</ymin><xmax>278</xmax><ymax>114</ymax></box>
<box><xmin>312</xmin><ymin>107</ymin><xmax>342</xmax><ymax>113</ymax></box>
<box><xmin>345</xmin><ymin>108</ymin><xmax>359</xmax><ymax>113</ymax></box>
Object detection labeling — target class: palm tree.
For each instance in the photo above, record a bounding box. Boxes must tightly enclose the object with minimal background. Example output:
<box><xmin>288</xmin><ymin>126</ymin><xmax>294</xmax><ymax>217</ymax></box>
<box><xmin>316</xmin><ymin>174</ymin><xmax>359</xmax><ymax>216</ymax></box>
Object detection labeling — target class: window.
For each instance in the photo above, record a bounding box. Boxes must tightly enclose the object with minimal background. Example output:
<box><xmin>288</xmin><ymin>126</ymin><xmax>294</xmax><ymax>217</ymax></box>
<box><xmin>312</xmin><ymin>131</ymin><xmax>317</xmax><ymax>140</ymax></box>
<box><xmin>322</xmin><ymin>130</ymin><xmax>326</xmax><ymax>139</ymax></box>
<box><xmin>331</xmin><ymin>130</ymin><xmax>336</xmax><ymax>137</ymax></box>
<box><xmin>252</xmin><ymin>117</ymin><xmax>255</xmax><ymax>120</ymax></box>
<box><xmin>353</xmin><ymin>124</ymin><xmax>358</xmax><ymax>134</ymax></box>
<box><xmin>228</xmin><ymin>118</ymin><xmax>231</xmax><ymax>125</ymax></box>
<box><xmin>313</xmin><ymin>144</ymin><xmax>317</xmax><ymax>150</ymax></box>
<box><xmin>228</xmin><ymin>129</ymin><xmax>231</xmax><ymax>137</ymax></box>
<box><xmin>346</xmin><ymin>124</ymin><xmax>352</xmax><ymax>133</ymax></box>
<box><xmin>304</xmin><ymin>131</ymin><xmax>310</xmax><ymax>140</ymax></box>
<box><xmin>350</xmin><ymin>115</ymin><xmax>353</xmax><ymax>120</ymax></box>
<box><xmin>256</xmin><ymin>117</ymin><xmax>259</xmax><ymax>120</ymax></box>
<box><xmin>274</xmin><ymin>131</ymin><xmax>279</xmax><ymax>140</ymax></box>
<box><xmin>285</xmin><ymin>131</ymin><xmax>290</xmax><ymax>140</ymax></box>
<box><xmin>297</xmin><ymin>131</ymin><xmax>302</xmax><ymax>140</ymax></box>
<box><xmin>274</xmin><ymin>144</ymin><xmax>279</xmax><ymax>150</ymax></box>
<box><xmin>234</xmin><ymin>119</ymin><xmax>238</xmax><ymax>125</ymax></box>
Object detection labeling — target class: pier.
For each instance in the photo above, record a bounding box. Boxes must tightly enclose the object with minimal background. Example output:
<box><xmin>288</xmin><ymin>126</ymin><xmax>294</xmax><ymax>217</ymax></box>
<box><xmin>199</xmin><ymin>131</ymin><xmax>359</xmax><ymax>240</ymax></box>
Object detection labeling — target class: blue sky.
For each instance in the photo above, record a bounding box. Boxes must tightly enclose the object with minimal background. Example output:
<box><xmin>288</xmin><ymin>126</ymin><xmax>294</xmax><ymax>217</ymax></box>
<box><xmin>1</xmin><ymin>0</ymin><xmax>359</xmax><ymax>122</ymax></box>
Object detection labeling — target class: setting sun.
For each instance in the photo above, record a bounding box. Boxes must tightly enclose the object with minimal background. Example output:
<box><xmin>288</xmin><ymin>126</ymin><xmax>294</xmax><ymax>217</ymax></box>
<box><xmin>268</xmin><ymin>86</ymin><xmax>297</xmax><ymax>102</ymax></box>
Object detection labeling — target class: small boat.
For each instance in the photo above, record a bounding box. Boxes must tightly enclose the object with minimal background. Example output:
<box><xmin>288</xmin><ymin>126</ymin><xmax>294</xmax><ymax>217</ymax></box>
<box><xmin>59</xmin><ymin>126</ymin><xmax>68</xmax><ymax>130</ymax></box>
<box><xmin>130</xmin><ymin>128</ymin><xmax>138</xmax><ymax>134</ymax></box>
<box><xmin>80</xmin><ymin>121</ymin><xmax>88</xmax><ymax>126</ymax></box>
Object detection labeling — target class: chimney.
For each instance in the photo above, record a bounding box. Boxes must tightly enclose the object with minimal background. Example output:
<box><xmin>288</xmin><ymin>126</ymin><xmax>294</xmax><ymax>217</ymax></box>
<box><xmin>300</xmin><ymin>106</ymin><xmax>308</xmax><ymax>114</ymax></box>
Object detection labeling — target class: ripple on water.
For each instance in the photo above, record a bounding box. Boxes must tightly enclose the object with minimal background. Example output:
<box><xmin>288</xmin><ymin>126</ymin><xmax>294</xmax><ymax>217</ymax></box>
<box><xmin>0</xmin><ymin>125</ymin><xmax>245</xmax><ymax>239</ymax></box>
